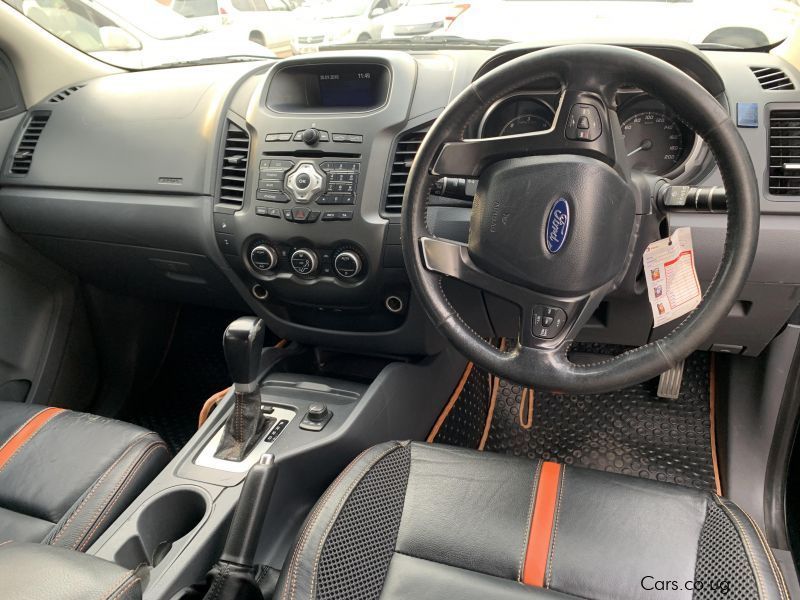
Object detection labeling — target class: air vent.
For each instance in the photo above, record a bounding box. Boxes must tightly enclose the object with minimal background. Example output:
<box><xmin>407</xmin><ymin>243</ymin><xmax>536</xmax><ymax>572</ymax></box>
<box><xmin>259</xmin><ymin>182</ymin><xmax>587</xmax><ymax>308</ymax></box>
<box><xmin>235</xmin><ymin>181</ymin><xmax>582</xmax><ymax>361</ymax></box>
<box><xmin>751</xmin><ymin>67</ymin><xmax>795</xmax><ymax>91</ymax></box>
<box><xmin>9</xmin><ymin>111</ymin><xmax>51</xmax><ymax>175</ymax></box>
<box><xmin>219</xmin><ymin>121</ymin><xmax>250</xmax><ymax>208</ymax></box>
<box><xmin>768</xmin><ymin>109</ymin><xmax>800</xmax><ymax>196</ymax></box>
<box><xmin>384</xmin><ymin>125</ymin><xmax>430</xmax><ymax>214</ymax></box>
<box><xmin>47</xmin><ymin>84</ymin><xmax>85</xmax><ymax>103</ymax></box>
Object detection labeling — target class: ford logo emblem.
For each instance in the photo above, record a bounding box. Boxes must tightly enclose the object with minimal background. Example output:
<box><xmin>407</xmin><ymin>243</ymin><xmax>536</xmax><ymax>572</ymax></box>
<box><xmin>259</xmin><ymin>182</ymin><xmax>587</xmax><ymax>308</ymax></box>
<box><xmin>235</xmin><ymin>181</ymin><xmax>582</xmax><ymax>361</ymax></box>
<box><xmin>545</xmin><ymin>198</ymin><xmax>570</xmax><ymax>254</ymax></box>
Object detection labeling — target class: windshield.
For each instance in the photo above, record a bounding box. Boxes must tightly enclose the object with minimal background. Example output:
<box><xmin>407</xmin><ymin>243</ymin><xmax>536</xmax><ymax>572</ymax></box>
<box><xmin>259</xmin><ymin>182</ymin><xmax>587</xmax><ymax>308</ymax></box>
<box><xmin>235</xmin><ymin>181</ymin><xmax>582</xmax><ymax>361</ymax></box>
<box><xmin>4</xmin><ymin>0</ymin><xmax>799</xmax><ymax>69</ymax></box>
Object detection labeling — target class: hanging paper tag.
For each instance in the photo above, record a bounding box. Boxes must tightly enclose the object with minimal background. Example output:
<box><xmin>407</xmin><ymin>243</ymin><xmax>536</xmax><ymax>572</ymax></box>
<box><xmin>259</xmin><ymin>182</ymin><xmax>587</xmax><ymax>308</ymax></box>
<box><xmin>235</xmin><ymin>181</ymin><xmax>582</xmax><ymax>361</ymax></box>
<box><xmin>642</xmin><ymin>227</ymin><xmax>701</xmax><ymax>327</ymax></box>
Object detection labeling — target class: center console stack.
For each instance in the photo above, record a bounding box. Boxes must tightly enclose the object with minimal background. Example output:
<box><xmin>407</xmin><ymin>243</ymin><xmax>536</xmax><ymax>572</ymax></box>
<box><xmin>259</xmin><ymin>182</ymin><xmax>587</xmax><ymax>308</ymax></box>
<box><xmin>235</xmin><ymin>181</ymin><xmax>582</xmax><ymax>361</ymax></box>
<box><xmin>213</xmin><ymin>54</ymin><xmax>419</xmax><ymax>340</ymax></box>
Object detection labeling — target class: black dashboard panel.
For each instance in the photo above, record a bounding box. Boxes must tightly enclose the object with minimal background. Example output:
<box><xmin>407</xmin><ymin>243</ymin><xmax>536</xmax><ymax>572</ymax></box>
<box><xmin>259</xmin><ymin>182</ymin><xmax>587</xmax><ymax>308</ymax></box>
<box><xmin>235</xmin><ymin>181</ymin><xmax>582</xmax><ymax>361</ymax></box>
<box><xmin>0</xmin><ymin>43</ymin><xmax>799</xmax><ymax>357</ymax></box>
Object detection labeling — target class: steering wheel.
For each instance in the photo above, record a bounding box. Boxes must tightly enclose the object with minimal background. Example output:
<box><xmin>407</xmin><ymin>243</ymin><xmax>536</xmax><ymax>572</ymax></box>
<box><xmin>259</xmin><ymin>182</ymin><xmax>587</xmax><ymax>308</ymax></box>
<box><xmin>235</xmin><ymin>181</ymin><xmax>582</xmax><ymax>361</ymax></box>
<box><xmin>401</xmin><ymin>45</ymin><xmax>759</xmax><ymax>394</ymax></box>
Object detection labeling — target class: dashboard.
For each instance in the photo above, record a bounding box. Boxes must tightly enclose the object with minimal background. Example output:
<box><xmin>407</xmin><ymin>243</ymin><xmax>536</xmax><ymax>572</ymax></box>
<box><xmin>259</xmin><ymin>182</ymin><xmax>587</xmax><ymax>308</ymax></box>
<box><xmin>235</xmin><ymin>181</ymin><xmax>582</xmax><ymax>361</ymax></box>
<box><xmin>1</xmin><ymin>43</ymin><xmax>799</xmax><ymax>358</ymax></box>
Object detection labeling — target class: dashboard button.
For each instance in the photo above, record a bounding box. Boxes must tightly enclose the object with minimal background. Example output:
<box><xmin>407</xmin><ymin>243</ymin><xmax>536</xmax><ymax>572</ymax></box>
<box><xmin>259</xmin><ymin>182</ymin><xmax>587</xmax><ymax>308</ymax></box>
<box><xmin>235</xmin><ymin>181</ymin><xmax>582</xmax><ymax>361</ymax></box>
<box><xmin>285</xmin><ymin>162</ymin><xmax>325</xmax><ymax>203</ymax></box>
<box><xmin>302</xmin><ymin>128</ymin><xmax>320</xmax><ymax>145</ymax></box>
<box><xmin>257</xmin><ymin>191</ymin><xmax>289</xmax><ymax>203</ymax></box>
<box><xmin>291</xmin><ymin>207</ymin><xmax>310</xmax><ymax>222</ymax></box>
<box><xmin>266</xmin><ymin>207</ymin><xmax>282</xmax><ymax>218</ymax></box>
<box><xmin>250</xmin><ymin>245</ymin><xmax>278</xmax><ymax>271</ymax></box>
<box><xmin>331</xmin><ymin>133</ymin><xmax>347</xmax><ymax>142</ymax></box>
<box><xmin>316</xmin><ymin>195</ymin><xmax>335</xmax><ymax>205</ymax></box>
<box><xmin>318</xmin><ymin>130</ymin><xmax>330</xmax><ymax>142</ymax></box>
<box><xmin>213</xmin><ymin>213</ymin><xmax>234</xmax><ymax>233</ymax></box>
<box><xmin>334</xmin><ymin>251</ymin><xmax>362</xmax><ymax>278</ymax></box>
<box><xmin>259</xmin><ymin>168</ymin><xmax>285</xmax><ymax>181</ymax></box>
<box><xmin>268</xmin><ymin>159</ymin><xmax>294</xmax><ymax>170</ymax></box>
<box><xmin>321</xmin><ymin>211</ymin><xmax>338</xmax><ymax>221</ymax></box>
<box><xmin>290</xmin><ymin>249</ymin><xmax>318</xmax><ymax>275</ymax></box>
<box><xmin>283</xmin><ymin>209</ymin><xmax>294</xmax><ymax>222</ymax></box>
<box><xmin>335</xmin><ymin>210</ymin><xmax>354</xmax><ymax>221</ymax></box>
<box><xmin>307</xmin><ymin>210</ymin><xmax>320</xmax><ymax>223</ymax></box>
<box><xmin>215</xmin><ymin>233</ymin><xmax>237</xmax><ymax>255</ymax></box>
<box><xmin>295</xmin><ymin>173</ymin><xmax>311</xmax><ymax>189</ymax></box>
<box><xmin>346</xmin><ymin>134</ymin><xmax>363</xmax><ymax>143</ymax></box>
<box><xmin>277</xmin><ymin>133</ymin><xmax>292</xmax><ymax>141</ymax></box>
<box><xmin>255</xmin><ymin>205</ymin><xmax>268</xmax><ymax>216</ymax></box>
<box><xmin>334</xmin><ymin>195</ymin><xmax>354</xmax><ymax>205</ymax></box>
<box><xmin>258</xmin><ymin>180</ymin><xmax>283</xmax><ymax>192</ymax></box>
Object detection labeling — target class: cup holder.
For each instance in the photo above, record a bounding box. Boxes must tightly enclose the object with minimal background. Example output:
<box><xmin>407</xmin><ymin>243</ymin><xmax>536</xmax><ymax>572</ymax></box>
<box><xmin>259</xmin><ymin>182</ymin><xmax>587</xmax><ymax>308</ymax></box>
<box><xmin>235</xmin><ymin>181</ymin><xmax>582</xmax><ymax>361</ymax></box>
<box><xmin>114</xmin><ymin>487</ymin><xmax>208</xmax><ymax>570</ymax></box>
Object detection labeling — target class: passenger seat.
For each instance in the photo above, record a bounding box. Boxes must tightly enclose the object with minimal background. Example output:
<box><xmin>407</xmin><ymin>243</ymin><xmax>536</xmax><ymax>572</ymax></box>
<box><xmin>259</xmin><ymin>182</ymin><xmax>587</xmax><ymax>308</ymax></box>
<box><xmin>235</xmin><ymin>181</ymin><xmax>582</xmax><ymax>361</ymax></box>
<box><xmin>0</xmin><ymin>402</ymin><xmax>170</xmax><ymax>550</ymax></box>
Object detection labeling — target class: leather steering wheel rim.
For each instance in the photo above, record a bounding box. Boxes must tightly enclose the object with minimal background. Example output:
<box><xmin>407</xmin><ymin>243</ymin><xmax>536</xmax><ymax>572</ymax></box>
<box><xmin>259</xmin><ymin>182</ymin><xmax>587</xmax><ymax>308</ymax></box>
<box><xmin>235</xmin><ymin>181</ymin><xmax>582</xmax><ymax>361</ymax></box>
<box><xmin>401</xmin><ymin>44</ymin><xmax>759</xmax><ymax>394</ymax></box>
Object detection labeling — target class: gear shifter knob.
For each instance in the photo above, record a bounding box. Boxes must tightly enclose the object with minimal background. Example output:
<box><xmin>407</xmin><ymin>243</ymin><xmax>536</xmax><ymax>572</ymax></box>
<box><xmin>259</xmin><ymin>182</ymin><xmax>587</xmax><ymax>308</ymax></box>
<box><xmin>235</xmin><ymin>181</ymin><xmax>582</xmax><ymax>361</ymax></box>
<box><xmin>223</xmin><ymin>316</ymin><xmax>265</xmax><ymax>393</ymax></box>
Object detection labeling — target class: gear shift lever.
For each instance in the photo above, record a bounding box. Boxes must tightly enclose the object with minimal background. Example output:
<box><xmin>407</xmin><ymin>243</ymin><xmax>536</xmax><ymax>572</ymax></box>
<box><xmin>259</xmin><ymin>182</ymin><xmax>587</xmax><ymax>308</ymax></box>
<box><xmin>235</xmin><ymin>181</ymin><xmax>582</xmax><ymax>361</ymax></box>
<box><xmin>215</xmin><ymin>317</ymin><xmax>268</xmax><ymax>462</ymax></box>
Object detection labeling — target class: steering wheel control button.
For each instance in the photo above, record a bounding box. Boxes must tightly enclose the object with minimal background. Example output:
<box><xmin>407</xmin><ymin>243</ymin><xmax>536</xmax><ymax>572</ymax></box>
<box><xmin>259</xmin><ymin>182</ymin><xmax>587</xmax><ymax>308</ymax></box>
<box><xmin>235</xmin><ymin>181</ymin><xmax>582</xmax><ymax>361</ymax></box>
<box><xmin>334</xmin><ymin>251</ymin><xmax>362</xmax><ymax>279</ymax></box>
<box><xmin>290</xmin><ymin>249</ymin><xmax>318</xmax><ymax>276</ymax></box>
<box><xmin>300</xmin><ymin>402</ymin><xmax>332</xmax><ymax>431</ymax></box>
<box><xmin>250</xmin><ymin>245</ymin><xmax>278</xmax><ymax>271</ymax></box>
<box><xmin>531</xmin><ymin>305</ymin><xmax>567</xmax><ymax>339</ymax></box>
<box><xmin>285</xmin><ymin>162</ymin><xmax>325</xmax><ymax>203</ymax></box>
<box><xmin>566</xmin><ymin>104</ymin><xmax>602</xmax><ymax>141</ymax></box>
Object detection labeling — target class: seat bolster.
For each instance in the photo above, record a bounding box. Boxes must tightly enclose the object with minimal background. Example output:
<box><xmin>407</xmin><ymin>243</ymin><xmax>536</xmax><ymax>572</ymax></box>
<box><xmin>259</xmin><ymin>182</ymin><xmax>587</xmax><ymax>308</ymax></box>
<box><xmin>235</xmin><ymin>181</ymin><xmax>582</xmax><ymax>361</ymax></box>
<box><xmin>275</xmin><ymin>441</ymin><xmax>409</xmax><ymax>600</ymax></box>
<box><xmin>712</xmin><ymin>497</ymin><xmax>790</xmax><ymax>600</ymax></box>
<box><xmin>0</xmin><ymin>542</ymin><xmax>141</xmax><ymax>600</ymax></box>
<box><xmin>44</xmin><ymin>432</ymin><xmax>170</xmax><ymax>551</ymax></box>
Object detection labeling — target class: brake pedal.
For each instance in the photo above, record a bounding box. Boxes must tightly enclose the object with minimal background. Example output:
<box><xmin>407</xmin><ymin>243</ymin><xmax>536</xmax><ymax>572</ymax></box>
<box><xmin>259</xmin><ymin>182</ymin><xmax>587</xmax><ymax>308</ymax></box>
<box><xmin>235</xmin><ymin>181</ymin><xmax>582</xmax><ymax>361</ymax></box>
<box><xmin>657</xmin><ymin>360</ymin><xmax>685</xmax><ymax>399</ymax></box>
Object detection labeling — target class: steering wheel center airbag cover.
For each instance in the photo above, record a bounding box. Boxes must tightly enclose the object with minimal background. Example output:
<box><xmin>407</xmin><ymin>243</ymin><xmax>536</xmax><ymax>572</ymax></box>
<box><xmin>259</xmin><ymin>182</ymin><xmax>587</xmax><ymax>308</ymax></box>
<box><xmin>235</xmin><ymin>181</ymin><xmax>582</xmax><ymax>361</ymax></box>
<box><xmin>469</xmin><ymin>155</ymin><xmax>635</xmax><ymax>295</ymax></box>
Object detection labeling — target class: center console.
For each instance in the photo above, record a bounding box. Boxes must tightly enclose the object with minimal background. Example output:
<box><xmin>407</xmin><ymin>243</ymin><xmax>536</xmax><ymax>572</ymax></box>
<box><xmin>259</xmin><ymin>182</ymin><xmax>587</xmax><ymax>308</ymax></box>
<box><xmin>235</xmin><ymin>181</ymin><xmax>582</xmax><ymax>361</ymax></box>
<box><xmin>213</xmin><ymin>54</ymin><xmax>420</xmax><ymax>340</ymax></box>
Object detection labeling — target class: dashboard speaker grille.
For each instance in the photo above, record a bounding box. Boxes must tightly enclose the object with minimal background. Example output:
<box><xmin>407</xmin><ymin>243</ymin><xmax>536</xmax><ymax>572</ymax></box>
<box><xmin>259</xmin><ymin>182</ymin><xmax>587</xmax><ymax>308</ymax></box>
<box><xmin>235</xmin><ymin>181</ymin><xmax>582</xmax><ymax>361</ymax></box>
<box><xmin>47</xmin><ymin>84</ymin><xmax>86</xmax><ymax>103</ymax></box>
<box><xmin>769</xmin><ymin>109</ymin><xmax>800</xmax><ymax>196</ymax></box>
<box><xmin>219</xmin><ymin>121</ymin><xmax>250</xmax><ymax>208</ymax></box>
<box><xmin>9</xmin><ymin>111</ymin><xmax>51</xmax><ymax>175</ymax></box>
<box><xmin>750</xmin><ymin>67</ymin><xmax>794</xmax><ymax>91</ymax></box>
<box><xmin>383</xmin><ymin>124</ymin><xmax>430</xmax><ymax>214</ymax></box>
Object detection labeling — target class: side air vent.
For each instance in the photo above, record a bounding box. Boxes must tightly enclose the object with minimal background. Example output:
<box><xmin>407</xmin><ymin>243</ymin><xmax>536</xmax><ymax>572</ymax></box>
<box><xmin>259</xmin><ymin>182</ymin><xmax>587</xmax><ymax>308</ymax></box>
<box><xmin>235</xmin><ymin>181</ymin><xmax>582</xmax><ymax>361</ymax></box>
<box><xmin>751</xmin><ymin>67</ymin><xmax>795</xmax><ymax>91</ymax></box>
<box><xmin>9</xmin><ymin>111</ymin><xmax>51</xmax><ymax>175</ymax></box>
<box><xmin>384</xmin><ymin>125</ymin><xmax>429</xmax><ymax>214</ymax></box>
<box><xmin>47</xmin><ymin>84</ymin><xmax>86</xmax><ymax>103</ymax></box>
<box><xmin>219</xmin><ymin>121</ymin><xmax>250</xmax><ymax>208</ymax></box>
<box><xmin>769</xmin><ymin>109</ymin><xmax>800</xmax><ymax>196</ymax></box>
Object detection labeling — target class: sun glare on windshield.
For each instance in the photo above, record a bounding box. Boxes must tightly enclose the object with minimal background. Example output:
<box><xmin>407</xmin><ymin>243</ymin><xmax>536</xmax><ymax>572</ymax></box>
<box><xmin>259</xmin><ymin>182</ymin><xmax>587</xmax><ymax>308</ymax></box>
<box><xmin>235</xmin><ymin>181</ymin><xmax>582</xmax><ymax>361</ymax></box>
<box><xmin>2</xmin><ymin>0</ymin><xmax>799</xmax><ymax>69</ymax></box>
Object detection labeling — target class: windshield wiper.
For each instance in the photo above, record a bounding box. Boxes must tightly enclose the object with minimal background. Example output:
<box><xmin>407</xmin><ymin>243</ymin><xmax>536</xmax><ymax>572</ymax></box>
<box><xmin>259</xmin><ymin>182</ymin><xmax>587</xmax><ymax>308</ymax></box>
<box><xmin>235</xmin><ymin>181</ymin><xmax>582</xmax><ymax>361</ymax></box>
<box><xmin>150</xmin><ymin>55</ymin><xmax>272</xmax><ymax>70</ymax></box>
<box><xmin>328</xmin><ymin>35</ymin><xmax>513</xmax><ymax>50</ymax></box>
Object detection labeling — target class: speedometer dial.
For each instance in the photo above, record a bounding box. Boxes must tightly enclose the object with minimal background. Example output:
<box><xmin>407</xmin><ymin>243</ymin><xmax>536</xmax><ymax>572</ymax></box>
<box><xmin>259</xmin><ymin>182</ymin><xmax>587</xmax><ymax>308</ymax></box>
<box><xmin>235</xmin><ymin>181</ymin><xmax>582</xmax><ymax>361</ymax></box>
<box><xmin>500</xmin><ymin>113</ymin><xmax>551</xmax><ymax>135</ymax></box>
<box><xmin>621</xmin><ymin>111</ymin><xmax>687</xmax><ymax>176</ymax></box>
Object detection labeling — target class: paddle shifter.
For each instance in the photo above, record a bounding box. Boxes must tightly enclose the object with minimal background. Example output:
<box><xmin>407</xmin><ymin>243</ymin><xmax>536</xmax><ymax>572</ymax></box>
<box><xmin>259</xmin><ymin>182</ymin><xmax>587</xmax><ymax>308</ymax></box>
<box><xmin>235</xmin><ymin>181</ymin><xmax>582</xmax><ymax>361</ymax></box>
<box><xmin>215</xmin><ymin>317</ymin><xmax>268</xmax><ymax>462</ymax></box>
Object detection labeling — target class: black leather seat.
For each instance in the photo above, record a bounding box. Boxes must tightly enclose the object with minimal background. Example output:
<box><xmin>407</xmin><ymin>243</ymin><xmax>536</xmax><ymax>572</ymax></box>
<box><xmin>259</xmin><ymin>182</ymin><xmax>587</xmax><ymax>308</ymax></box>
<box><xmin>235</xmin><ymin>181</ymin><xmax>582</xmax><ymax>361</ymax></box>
<box><xmin>276</xmin><ymin>441</ymin><xmax>789</xmax><ymax>600</ymax></box>
<box><xmin>0</xmin><ymin>401</ymin><xmax>170</xmax><ymax>551</ymax></box>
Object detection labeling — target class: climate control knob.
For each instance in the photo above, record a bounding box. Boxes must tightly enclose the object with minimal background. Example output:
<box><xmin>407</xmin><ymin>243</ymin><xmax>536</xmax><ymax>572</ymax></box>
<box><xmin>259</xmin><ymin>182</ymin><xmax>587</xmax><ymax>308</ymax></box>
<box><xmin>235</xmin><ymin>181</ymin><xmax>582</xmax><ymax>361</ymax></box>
<box><xmin>333</xmin><ymin>251</ymin><xmax>362</xmax><ymax>279</ymax></box>
<box><xmin>250</xmin><ymin>244</ymin><xmax>278</xmax><ymax>271</ymax></box>
<box><xmin>290</xmin><ymin>249</ymin><xmax>318</xmax><ymax>276</ymax></box>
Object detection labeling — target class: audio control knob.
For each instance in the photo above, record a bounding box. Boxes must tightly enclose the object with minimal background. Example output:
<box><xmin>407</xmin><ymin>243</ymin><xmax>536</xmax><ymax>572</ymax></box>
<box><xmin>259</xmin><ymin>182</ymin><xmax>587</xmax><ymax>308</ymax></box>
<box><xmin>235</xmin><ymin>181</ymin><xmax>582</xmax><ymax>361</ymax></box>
<box><xmin>302</xmin><ymin>128</ymin><xmax>320</xmax><ymax>145</ymax></box>
<box><xmin>333</xmin><ymin>251</ymin><xmax>362</xmax><ymax>279</ymax></box>
<box><xmin>250</xmin><ymin>244</ymin><xmax>278</xmax><ymax>271</ymax></box>
<box><xmin>290</xmin><ymin>249</ymin><xmax>318</xmax><ymax>276</ymax></box>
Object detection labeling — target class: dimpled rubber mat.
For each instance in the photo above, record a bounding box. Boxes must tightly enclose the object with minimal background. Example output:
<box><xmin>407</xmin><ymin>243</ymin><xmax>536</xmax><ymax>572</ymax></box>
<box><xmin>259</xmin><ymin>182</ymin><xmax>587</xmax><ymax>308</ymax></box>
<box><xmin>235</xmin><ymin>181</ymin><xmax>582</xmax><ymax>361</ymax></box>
<box><xmin>483</xmin><ymin>349</ymin><xmax>716</xmax><ymax>491</ymax></box>
<box><xmin>431</xmin><ymin>364</ymin><xmax>492</xmax><ymax>449</ymax></box>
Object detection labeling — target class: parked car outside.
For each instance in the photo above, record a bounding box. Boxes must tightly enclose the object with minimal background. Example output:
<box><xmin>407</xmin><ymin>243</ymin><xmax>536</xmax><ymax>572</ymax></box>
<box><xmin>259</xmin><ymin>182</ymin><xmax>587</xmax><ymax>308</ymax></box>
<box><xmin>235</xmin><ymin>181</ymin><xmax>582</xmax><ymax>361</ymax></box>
<box><xmin>169</xmin><ymin>0</ymin><xmax>297</xmax><ymax>58</ymax></box>
<box><xmin>441</xmin><ymin>0</ymin><xmax>799</xmax><ymax>48</ymax></box>
<box><xmin>13</xmin><ymin>0</ymin><xmax>274</xmax><ymax>69</ymax></box>
<box><xmin>380</xmin><ymin>0</ymin><xmax>470</xmax><ymax>39</ymax></box>
<box><xmin>291</xmin><ymin>0</ymin><xmax>400</xmax><ymax>54</ymax></box>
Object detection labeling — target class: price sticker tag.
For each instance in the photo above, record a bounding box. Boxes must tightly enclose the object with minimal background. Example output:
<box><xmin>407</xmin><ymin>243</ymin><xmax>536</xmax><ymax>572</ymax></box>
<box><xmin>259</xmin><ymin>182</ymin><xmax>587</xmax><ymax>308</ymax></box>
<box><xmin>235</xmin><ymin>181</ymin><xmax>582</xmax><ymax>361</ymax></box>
<box><xmin>642</xmin><ymin>227</ymin><xmax>702</xmax><ymax>327</ymax></box>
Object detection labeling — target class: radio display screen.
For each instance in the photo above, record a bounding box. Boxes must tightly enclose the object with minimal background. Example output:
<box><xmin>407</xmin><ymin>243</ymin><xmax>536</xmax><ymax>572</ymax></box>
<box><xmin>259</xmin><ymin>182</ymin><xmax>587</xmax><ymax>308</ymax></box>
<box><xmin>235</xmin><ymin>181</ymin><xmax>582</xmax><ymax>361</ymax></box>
<box><xmin>317</xmin><ymin>65</ymin><xmax>385</xmax><ymax>108</ymax></box>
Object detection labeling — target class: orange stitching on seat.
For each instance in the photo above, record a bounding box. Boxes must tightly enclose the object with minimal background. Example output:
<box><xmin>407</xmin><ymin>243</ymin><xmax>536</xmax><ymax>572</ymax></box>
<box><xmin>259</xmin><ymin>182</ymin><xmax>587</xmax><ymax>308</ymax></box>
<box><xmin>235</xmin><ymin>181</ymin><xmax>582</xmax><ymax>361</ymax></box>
<box><xmin>522</xmin><ymin>461</ymin><xmax>562</xmax><ymax>587</ymax></box>
<box><xmin>0</xmin><ymin>407</ymin><xmax>64</xmax><ymax>472</ymax></box>
<box><xmin>49</xmin><ymin>432</ymin><xmax>155</xmax><ymax>545</ymax></box>
<box><xmin>76</xmin><ymin>442</ymin><xmax>169</xmax><ymax>552</ymax></box>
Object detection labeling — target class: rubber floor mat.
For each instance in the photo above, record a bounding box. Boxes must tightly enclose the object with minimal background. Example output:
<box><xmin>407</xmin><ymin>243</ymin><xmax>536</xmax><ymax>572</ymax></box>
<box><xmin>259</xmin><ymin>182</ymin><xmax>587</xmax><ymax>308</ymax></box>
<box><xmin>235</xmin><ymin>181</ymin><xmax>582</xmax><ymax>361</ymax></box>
<box><xmin>431</xmin><ymin>346</ymin><xmax>717</xmax><ymax>493</ymax></box>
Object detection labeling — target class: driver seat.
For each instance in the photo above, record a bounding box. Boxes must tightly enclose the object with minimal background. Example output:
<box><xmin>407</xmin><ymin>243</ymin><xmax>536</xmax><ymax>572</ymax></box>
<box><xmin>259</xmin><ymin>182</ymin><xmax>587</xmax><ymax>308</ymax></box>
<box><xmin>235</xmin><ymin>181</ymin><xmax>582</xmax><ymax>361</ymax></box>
<box><xmin>276</xmin><ymin>441</ymin><xmax>788</xmax><ymax>600</ymax></box>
